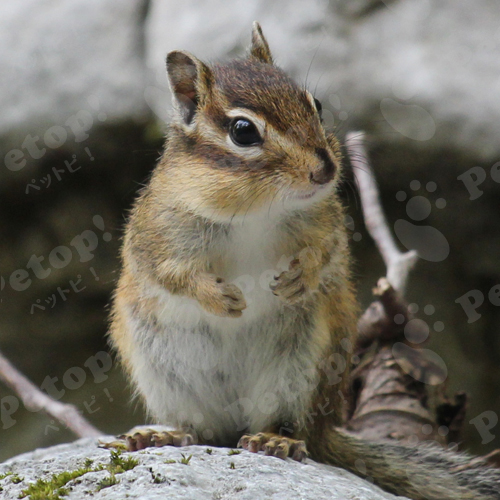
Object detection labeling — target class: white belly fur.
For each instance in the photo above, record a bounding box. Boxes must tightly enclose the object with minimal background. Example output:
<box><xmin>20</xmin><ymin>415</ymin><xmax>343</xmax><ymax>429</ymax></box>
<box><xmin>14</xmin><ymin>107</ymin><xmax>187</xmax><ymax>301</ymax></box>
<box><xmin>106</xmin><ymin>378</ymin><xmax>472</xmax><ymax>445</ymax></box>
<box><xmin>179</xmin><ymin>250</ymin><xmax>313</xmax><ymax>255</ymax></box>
<box><xmin>127</xmin><ymin>215</ymin><xmax>324</xmax><ymax>444</ymax></box>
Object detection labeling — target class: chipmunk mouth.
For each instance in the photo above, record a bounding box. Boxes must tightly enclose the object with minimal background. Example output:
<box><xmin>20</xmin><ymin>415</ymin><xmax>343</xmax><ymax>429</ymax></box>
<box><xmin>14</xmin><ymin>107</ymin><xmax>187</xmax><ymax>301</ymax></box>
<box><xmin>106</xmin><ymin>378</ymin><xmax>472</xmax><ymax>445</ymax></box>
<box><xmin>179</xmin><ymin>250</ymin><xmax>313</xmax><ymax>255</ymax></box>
<box><xmin>292</xmin><ymin>183</ymin><xmax>330</xmax><ymax>200</ymax></box>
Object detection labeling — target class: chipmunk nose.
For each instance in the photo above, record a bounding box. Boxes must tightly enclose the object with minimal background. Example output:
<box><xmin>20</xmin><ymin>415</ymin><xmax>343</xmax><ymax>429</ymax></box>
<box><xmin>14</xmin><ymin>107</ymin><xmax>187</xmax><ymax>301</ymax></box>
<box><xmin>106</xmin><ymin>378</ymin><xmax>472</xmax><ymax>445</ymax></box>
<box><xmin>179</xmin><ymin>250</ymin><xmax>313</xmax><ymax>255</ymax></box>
<box><xmin>309</xmin><ymin>148</ymin><xmax>335</xmax><ymax>185</ymax></box>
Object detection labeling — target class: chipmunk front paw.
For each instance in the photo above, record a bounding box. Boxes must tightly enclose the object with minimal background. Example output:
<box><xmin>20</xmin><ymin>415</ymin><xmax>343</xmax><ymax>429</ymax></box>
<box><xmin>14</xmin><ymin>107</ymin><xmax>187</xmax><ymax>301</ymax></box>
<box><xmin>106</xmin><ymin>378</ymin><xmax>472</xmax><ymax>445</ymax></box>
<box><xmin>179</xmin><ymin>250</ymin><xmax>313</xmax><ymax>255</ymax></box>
<box><xmin>198</xmin><ymin>275</ymin><xmax>247</xmax><ymax>317</ymax></box>
<box><xmin>270</xmin><ymin>259</ymin><xmax>309</xmax><ymax>305</ymax></box>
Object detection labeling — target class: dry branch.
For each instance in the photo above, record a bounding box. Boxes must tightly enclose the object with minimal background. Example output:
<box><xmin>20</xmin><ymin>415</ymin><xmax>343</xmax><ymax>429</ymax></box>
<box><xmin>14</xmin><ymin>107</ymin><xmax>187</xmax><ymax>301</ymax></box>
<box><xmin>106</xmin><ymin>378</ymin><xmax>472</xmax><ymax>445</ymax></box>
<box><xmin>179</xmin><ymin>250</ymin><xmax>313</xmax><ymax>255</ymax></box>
<box><xmin>0</xmin><ymin>349</ymin><xmax>101</xmax><ymax>438</ymax></box>
<box><xmin>344</xmin><ymin>131</ymin><xmax>466</xmax><ymax>446</ymax></box>
<box><xmin>345</xmin><ymin>131</ymin><xmax>418</xmax><ymax>294</ymax></box>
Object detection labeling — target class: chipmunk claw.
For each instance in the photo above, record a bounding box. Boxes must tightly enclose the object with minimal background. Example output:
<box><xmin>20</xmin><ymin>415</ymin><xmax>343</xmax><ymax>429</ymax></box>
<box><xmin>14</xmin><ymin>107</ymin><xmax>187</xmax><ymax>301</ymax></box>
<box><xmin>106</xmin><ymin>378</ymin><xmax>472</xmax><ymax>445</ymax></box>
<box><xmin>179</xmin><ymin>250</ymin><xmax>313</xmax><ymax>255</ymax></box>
<box><xmin>270</xmin><ymin>265</ymin><xmax>307</xmax><ymax>304</ymax></box>
<box><xmin>151</xmin><ymin>430</ymin><xmax>194</xmax><ymax>447</ymax></box>
<box><xmin>124</xmin><ymin>429</ymin><xmax>156</xmax><ymax>450</ymax></box>
<box><xmin>101</xmin><ymin>426</ymin><xmax>195</xmax><ymax>452</ymax></box>
<box><xmin>237</xmin><ymin>432</ymin><xmax>308</xmax><ymax>462</ymax></box>
<box><xmin>199</xmin><ymin>275</ymin><xmax>247</xmax><ymax>318</ymax></box>
<box><xmin>218</xmin><ymin>281</ymin><xmax>247</xmax><ymax>317</ymax></box>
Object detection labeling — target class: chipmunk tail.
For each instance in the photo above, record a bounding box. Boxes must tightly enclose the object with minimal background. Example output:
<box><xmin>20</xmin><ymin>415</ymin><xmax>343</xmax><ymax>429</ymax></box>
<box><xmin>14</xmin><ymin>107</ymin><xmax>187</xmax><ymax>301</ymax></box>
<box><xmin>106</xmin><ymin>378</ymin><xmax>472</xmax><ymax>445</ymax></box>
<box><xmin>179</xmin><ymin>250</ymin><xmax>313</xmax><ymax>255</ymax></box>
<box><xmin>310</xmin><ymin>428</ymin><xmax>500</xmax><ymax>500</ymax></box>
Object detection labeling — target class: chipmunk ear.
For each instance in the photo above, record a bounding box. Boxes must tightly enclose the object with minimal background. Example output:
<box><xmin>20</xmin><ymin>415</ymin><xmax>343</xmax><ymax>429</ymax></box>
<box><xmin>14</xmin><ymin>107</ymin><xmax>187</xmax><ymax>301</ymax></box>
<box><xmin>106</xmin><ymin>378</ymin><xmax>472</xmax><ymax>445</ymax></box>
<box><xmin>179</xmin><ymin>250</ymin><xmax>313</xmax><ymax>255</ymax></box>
<box><xmin>249</xmin><ymin>22</ymin><xmax>273</xmax><ymax>65</ymax></box>
<box><xmin>166</xmin><ymin>50</ymin><xmax>214</xmax><ymax>125</ymax></box>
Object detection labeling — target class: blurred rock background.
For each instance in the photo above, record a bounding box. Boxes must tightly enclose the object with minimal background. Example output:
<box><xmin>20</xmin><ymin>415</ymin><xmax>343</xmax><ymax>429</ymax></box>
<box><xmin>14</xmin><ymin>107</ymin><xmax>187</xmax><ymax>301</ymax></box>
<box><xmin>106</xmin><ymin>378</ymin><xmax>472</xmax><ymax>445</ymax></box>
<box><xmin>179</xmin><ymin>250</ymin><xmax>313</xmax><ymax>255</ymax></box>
<box><xmin>1</xmin><ymin>0</ymin><xmax>499</xmax><ymax>461</ymax></box>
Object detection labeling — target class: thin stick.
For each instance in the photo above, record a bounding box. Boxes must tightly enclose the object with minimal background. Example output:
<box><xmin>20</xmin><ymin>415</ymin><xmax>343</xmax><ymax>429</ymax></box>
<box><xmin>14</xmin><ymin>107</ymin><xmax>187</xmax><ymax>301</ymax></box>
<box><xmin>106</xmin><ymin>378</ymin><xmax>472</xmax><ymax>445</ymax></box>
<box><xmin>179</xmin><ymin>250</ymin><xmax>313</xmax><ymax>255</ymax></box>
<box><xmin>345</xmin><ymin>131</ymin><xmax>418</xmax><ymax>294</ymax></box>
<box><xmin>0</xmin><ymin>349</ymin><xmax>101</xmax><ymax>438</ymax></box>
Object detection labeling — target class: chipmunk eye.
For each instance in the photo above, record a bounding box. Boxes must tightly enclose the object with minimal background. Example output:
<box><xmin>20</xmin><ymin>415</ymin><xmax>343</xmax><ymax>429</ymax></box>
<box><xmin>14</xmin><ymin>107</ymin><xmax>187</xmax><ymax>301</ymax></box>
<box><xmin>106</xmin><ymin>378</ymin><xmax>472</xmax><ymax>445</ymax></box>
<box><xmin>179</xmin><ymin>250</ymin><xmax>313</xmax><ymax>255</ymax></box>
<box><xmin>314</xmin><ymin>98</ymin><xmax>322</xmax><ymax>116</ymax></box>
<box><xmin>229</xmin><ymin>118</ymin><xmax>262</xmax><ymax>147</ymax></box>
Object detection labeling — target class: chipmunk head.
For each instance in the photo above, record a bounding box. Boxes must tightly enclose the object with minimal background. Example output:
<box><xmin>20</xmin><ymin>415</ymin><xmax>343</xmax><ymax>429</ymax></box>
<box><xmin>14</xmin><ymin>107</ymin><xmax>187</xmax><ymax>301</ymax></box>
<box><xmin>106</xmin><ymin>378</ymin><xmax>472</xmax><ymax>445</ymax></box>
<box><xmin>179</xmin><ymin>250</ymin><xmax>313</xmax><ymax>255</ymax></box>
<box><xmin>164</xmin><ymin>22</ymin><xmax>342</xmax><ymax>221</ymax></box>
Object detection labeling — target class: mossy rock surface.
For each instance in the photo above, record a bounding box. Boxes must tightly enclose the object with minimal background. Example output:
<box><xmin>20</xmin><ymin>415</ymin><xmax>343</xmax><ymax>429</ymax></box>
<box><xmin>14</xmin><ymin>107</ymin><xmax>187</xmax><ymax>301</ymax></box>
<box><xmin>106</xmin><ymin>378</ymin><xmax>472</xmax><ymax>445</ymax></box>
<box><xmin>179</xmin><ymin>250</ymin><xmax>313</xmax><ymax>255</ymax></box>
<box><xmin>0</xmin><ymin>436</ymin><xmax>407</xmax><ymax>499</ymax></box>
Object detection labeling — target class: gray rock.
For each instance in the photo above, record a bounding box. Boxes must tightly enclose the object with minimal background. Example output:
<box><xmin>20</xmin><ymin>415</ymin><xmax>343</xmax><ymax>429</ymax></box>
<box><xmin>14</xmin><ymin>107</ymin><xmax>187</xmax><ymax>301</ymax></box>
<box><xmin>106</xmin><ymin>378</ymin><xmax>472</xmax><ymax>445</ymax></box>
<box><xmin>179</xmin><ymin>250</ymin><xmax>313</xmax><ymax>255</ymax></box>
<box><xmin>0</xmin><ymin>436</ymin><xmax>407</xmax><ymax>499</ymax></box>
<box><xmin>3</xmin><ymin>0</ymin><xmax>499</xmax><ymax>159</ymax></box>
<box><xmin>1</xmin><ymin>0</ymin><xmax>499</xmax><ymax>466</ymax></box>
<box><xmin>145</xmin><ymin>0</ymin><xmax>500</xmax><ymax>160</ymax></box>
<box><xmin>0</xmin><ymin>1</ymin><xmax>150</xmax><ymax>144</ymax></box>
<box><xmin>3</xmin><ymin>0</ymin><xmax>499</xmax><ymax>160</ymax></box>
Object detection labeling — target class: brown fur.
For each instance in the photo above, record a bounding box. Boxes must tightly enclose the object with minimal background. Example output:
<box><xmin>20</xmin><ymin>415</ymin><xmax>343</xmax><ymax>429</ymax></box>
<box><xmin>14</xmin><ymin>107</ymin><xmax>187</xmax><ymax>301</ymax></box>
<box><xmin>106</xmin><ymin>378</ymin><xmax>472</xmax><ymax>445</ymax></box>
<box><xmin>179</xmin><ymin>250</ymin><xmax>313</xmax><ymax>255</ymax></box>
<box><xmin>110</xmin><ymin>22</ymin><xmax>500</xmax><ymax>500</ymax></box>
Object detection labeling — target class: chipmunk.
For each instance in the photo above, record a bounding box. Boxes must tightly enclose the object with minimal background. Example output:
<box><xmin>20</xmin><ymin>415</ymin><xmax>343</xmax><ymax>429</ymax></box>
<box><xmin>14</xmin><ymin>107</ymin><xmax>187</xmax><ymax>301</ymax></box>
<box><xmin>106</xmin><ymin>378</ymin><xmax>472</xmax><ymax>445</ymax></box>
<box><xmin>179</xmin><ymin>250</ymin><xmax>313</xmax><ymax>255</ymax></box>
<box><xmin>109</xmin><ymin>22</ymin><xmax>500</xmax><ymax>500</ymax></box>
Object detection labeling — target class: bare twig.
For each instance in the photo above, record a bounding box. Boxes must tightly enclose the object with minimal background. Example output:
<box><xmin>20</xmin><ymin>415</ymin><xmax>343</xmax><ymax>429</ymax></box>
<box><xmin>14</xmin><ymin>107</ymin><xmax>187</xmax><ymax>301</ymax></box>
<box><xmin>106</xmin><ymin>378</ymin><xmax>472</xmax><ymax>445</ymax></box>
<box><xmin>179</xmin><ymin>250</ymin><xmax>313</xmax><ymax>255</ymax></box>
<box><xmin>356</xmin><ymin>277</ymin><xmax>410</xmax><ymax>347</ymax></box>
<box><xmin>345</xmin><ymin>131</ymin><xmax>418</xmax><ymax>294</ymax></box>
<box><xmin>0</xmin><ymin>349</ymin><xmax>101</xmax><ymax>438</ymax></box>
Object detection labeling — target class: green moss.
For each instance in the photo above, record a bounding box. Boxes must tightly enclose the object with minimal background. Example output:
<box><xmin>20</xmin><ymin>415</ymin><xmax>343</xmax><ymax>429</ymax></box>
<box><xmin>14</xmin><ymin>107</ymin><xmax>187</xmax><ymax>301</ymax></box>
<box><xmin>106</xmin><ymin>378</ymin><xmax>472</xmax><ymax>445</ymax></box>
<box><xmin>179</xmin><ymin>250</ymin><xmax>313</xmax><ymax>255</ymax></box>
<box><xmin>152</xmin><ymin>473</ymin><xmax>166</xmax><ymax>484</ymax></box>
<box><xmin>108</xmin><ymin>450</ymin><xmax>139</xmax><ymax>473</ymax></box>
<box><xmin>20</xmin><ymin>450</ymin><xmax>139</xmax><ymax>499</ymax></box>
<box><xmin>178</xmin><ymin>453</ymin><xmax>192</xmax><ymax>465</ymax></box>
<box><xmin>0</xmin><ymin>471</ymin><xmax>23</xmax><ymax>483</ymax></box>
<box><xmin>0</xmin><ymin>472</ymin><xmax>24</xmax><ymax>494</ymax></box>
<box><xmin>228</xmin><ymin>449</ymin><xmax>241</xmax><ymax>456</ymax></box>
<box><xmin>96</xmin><ymin>474</ymin><xmax>118</xmax><ymax>491</ymax></box>
<box><xmin>20</xmin><ymin>467</ymin><xmax>92</xmax><ymax>500</ymax></box>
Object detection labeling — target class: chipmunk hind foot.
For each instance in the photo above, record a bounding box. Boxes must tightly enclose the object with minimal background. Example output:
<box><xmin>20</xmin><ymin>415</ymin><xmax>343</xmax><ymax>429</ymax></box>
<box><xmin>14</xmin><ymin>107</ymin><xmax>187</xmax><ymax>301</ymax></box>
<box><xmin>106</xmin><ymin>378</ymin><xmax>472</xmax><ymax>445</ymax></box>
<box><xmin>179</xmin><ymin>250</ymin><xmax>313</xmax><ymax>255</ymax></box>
<box><xmin>100</xmin><ymin>425</ymin><xmax>196</xmax><ymax>452</ymax></box>
<box><xmin>237</xmin><ymin>432</ymin><xmax>308</xmax><ymax>462</ymax></box>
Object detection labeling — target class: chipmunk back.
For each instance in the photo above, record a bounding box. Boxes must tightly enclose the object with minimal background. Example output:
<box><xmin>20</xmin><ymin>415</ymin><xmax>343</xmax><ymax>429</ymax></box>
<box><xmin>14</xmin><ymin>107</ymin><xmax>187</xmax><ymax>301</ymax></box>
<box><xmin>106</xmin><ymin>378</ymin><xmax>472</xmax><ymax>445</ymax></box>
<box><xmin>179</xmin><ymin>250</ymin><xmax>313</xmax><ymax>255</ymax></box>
<box><xmin>110</xmin><ymin>23</ymin><xmax>500</xmax><ymax>500</ymax></box>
